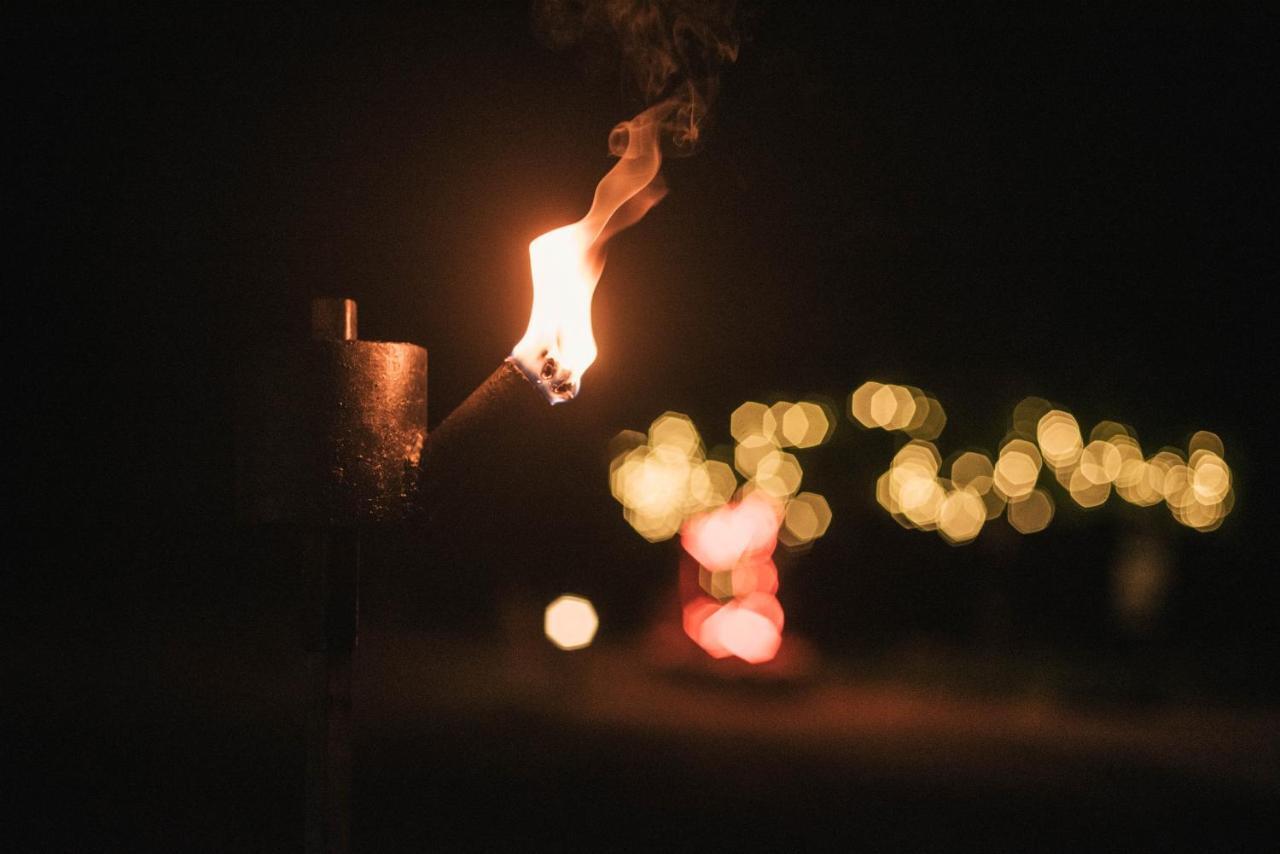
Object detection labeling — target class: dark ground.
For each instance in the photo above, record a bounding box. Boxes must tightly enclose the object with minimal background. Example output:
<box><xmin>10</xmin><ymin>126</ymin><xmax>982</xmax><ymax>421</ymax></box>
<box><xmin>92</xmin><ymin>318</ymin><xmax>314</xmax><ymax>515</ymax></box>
<box><xmin>6</xmin><ymin>2</ymin><xmax>1279</xmax><ymax>850</ymax></box>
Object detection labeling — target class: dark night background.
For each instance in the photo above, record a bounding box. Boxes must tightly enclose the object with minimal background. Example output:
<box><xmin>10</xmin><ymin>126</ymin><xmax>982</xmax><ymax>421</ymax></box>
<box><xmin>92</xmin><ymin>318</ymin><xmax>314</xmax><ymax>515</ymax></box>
<box><xmin>7</xmin><ymin>2</ymin><xmax>1278</xmax><ymax>850</ymax></box>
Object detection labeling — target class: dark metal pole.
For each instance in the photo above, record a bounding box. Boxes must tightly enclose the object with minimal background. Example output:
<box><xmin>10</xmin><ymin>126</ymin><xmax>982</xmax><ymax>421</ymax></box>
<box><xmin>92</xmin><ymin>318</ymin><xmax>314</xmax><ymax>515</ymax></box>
<box><xmin>305</xmin><ymin>528</ymin><xmax>359</xmax><ymax>854</ymax></box>
<box><xmin>305</xmin><ymin>298</ymin><xmax>359</xmax><ymax>854</ymax></box>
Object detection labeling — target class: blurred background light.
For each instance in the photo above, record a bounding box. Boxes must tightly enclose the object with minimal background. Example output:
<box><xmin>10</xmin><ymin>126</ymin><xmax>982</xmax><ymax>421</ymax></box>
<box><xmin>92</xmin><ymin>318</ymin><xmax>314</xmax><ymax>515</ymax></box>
<box><xmin>850</xmin><ymin>381</ymin><xmax>883</xmax><ymax>428</ymax></box>
<box><xmin>734</xmin><ymin>434</ymin><xmax>776</xmax><ymax>478</ymax></box>
<box><xmin>780</xmin><ymin>491</ymin><xmax>833</xmax><ymax>548</ymax></box>
<box><xmin>994</xmin><ymin>439</ymin><xmax>1042</xmax><ymax>501</ymax></box>
<box><xmin>731</xmin><ymin>401</ymin><xmax>771</xmax><ymax>443</ymax></box>
<box><xmin>780</xmin><ymin>400</ymin><xmax>834</xmax><ymax>448</ymax></box>
<box><xmin>753</xmin><ymin>449</ymin><xmax>803</xmax><ymax>500</ymax></box>
<box><xmin>950</xmin><ymin>451</ymin><xmax>994</xmax><ymax>494</ymax></box>
<box><xmin>1008</xmin><ymin>488</ymin><xmax>1055</xmax><ymax>533</ymax></box>
<box><xmin>1079</xmin><ymin>439</ymin><xmax>1122</xmax><ymax>485</ymax></box>
<box><xmin>938</xmin><ymin>487</ymin><xmax>985</xmax><ymax>544</ymax></box>
<box><xmin>543</xmin><ymin>595</ymin><xmax>599</xmax><ymax>651</ymax></box>
<box><xmin>649</xmin><ymin>411</ymin><xmax>703</xmax><ymax>459</ymax></box>
<box><xmin>1013</xmin><ymin>396</ymin><xmax>1052</xmax><ymax>437</ymax></box>
<box><xmin>1037</xmin><ymin>409</ymin><xmax>1083</xmax><ymax>470</ymax></box>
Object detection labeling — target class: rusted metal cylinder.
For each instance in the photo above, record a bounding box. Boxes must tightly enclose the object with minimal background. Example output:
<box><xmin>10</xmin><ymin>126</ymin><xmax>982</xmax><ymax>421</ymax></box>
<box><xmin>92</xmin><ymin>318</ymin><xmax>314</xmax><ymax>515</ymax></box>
<box><xmin>235</xmin><ymin>302</ymin><xmax>428</xmax><ymax>526</ymax></box>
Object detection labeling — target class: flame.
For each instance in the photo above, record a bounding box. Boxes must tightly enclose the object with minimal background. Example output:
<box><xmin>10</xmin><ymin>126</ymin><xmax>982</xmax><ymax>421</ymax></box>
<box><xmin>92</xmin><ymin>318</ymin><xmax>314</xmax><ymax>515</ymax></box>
<box><xmin>511</xmin><ymin>101</ymin><xmax>673</xmax><ymax>403</ymax></box>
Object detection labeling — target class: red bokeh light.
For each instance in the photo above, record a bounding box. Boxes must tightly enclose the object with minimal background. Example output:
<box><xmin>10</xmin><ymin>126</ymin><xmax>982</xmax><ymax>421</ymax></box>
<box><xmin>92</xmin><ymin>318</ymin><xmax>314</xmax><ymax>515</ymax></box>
<box><xmin>680</xmin><ymin>492</ymin><xmax>786</xmax><ymax>664</ymax></box>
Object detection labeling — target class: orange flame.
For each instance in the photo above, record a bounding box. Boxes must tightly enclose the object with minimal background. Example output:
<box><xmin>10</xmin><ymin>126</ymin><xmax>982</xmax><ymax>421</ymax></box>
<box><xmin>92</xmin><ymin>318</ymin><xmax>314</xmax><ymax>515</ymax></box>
<box><xmin>511</xmin><ymin>101</ymin><xmax>673</xmax><ymax>403</ymax></box>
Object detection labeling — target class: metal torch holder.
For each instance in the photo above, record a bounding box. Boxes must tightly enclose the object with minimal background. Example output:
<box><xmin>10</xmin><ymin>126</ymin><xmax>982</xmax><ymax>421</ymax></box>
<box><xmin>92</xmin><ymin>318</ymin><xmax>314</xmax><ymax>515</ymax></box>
<box><xmin>235</xmin><ymin>298</ymin><xmax>427</xmax><ymax>854</ymax></box>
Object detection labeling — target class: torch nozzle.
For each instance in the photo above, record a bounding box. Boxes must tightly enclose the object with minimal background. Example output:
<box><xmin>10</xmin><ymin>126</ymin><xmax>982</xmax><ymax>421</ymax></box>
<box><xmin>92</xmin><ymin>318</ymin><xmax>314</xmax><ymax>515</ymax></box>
<box><xmin>508</xmin><ymin>354</ymin><xmax>577</xmax><ymax>404</ymax></box>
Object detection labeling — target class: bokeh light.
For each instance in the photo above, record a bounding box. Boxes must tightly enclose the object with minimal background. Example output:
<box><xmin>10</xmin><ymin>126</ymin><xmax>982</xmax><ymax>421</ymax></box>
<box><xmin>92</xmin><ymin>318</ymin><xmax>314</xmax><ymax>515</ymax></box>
<box><xmin>648</xmin><ymin>410</ymin><xmax>703</xmax><ymax>458</ymax></box>
<box><xmin>609</xmin><ymin>413</ymin><xmax>736</xmax><ymax>541</ymax></box>
<box><xmin>1068</xmin><ymin>466</ymin><xmax>1111</xmax><ymax>508</ymax></box>
<box><xmin>1007</xmin><ymin>488</ymin><xmax>1054</xmax><ymax>533</ymax></box>
<box><xmin>1013</xmin><ymin>396</ymin><xmax>1052</xmax><ymax>437</ymax></box>
<box><xmin>731</xmin><ymin>401</ymin><xmax>771</xmax><ymax>443</ymax></box>
<box><xmin>543</xmin><ymin>595</ymin><xmax>599</xmax><ymax>651</ymax></box>
<box><xmin>681</xmin><ymin>491</ymin><xmax>788</xmax><ymax>665</ymax></box>
<box><xmin>1036</xmin><ymin>409</ymin><xmax>1083</xmax><ymax>470</ymax></box>
<box><xmin>850</xmin><ymin>381</ymin><xmax>943</xmax><ymax>437</ymax></box>
<box><xmin>1079</xmin><ymin>439</ymin><xmax>1122</xmax><ymax>485</ymax></box>
<box><xmin>780</xmin><ymin>491</ymin><xmax>833</xmax><ymax>548</ymax></box>
<box><xmin>780</xmin><ymin>401</ymin><xmax>834</xmax><ymax>448</ymax></box>
<box><xmin>938</xmin><ymin>488</ymin><xmax>985</xmax><ymax>544</ymax></box>
<box><xmin>849</xmin><ymin>381</ymin><xmax>882</xmax><ymax>428</ymax></box>
<box><xmin>753</xmin><ymin>449</ymin><xmax>803</xmax><ymax>500</ymax></box>
<box><xmin>682</xmin><ymin>492</ymin><xmax>781</xmax><ymax>573</ymax></box>
<box><xmin>734</xmin><ymin>434</ymin><xmax>776</xmax><ymax>479</ymax></box>
<box><xmin>618</xmin><ymin>391</ymin><xmax>1237</xmax><ymax>671</ymax></box>
<box><xmin>904</xmin><ymin>393</ymin><xmax>947</xmax><ymax>440</ymax></box>
<box><xmin>993</xmin><ymin>439</ymin><xmax>1042</xmax><ymax>501</ymax></box>
<box><xmin>950</xmin><ymin>451</ymin><xmax>994</xmax><ymax>494</ymax></box>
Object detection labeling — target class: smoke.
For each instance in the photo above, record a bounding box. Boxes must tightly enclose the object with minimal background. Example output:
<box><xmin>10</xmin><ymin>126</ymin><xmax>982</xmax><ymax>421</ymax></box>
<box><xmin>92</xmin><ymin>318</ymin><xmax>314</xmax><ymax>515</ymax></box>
<box><xmin>533</xmin><ymin>0</ymin><xmax>740</xmax><ymax>152</ymax></box>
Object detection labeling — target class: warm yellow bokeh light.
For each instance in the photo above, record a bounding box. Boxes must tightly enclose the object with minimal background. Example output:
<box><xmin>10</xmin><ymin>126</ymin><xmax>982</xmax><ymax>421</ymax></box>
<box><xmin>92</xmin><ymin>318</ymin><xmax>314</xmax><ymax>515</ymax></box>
<box><xmin>1079</xmin><ymin>439</ymin><xmax>1122</xmax><ymax>485</ymax></box>
<box><xmin>893</xmin><ymin>440</ymin><xmax>942</xmax><ymax>478</ymax></box>
<box><xmin>950</xmin><ymin>451</ymin><xmax>994</xmax><ymax>494</ymax></box>
<box><xmin>1089</xmin><ymin>420</ymin><xmax>1131</xmax><ymax>444</ymax></box>
<box><xmin>1190</xmin><ymin>451</ymin><xmax>1231</xmax><ymax>504</ymax></box>
<box><xmin>766</xmin><ymin>402</ymin><xmax>791</xmax><ymax>444</ymax></box>
<box><xmin>730</xmin><ymin>401</ymin><xmax>772</xmax><ymax>443</ymax></box>
<box><xmin>869</xmin><ymin>384</ymin><xmax>904</xmax><ymax>428</ymax></box>
<box><xmin>1068</xmin><ymin>466</ymin><xmax>1111</xmax><ymax>508</ymax></box>
<box><xmin>544</xmin><ymin>595</ymin><xmax>599</xmax><ymax>651</ymax></box>
<box><xmin>900</xmin><ymin>475</ymin><xmax>945</xmax><ymax>529</ymax></box>
<box><xmin>901</xmin><ymin>388</ymin><xmax>929</xmax><ymax>434</ymax></box>
<box><xmin>993</xmin><ymin>439</ymin><xmax>1042</xmax><ymax>500</ymax></box>
<box><xmin>1007</xmin><ymin>488</ymin><xmax>1054</xmax><ymax>533</ymax></box>
<box><xmin>623</xmin><ymin>506</ymin><xmax>684</xmax><ymax>542</ymax></box>
<box><xmin>876</xmin><ymin>470</ymin><xmax>899</xmax><ymax>517</ymax></box>
<box><xmin>981</xmin><ymin>488</ymin><xmax>1008</xmax><ymax>521</ymax></box>
<box><xmin>688</xmin><ymin>459</ymin><xmax>737</xmax><ymax>509</ymax></box>
<box><xmin>905</xmin><ymin>395</ymin><xmax>947</xmax><ymax>440</ymax></box>
<box><xmin>649</xmin><ymin>411</ymin><xmax>702</xmax><ymax>458</ymax></box>
<box><xmin>1188</xmin><ymin>430</ymin><xmax>1225</xmax><ymax>458</ymax></box>
<box><xmin>780</xmin><ymin>491</ymin><xmax>833</xmax><ymax>547</ymax></box>
<box><xmin>1036</xmin><ymin>409</ymin><xmax>1083</xmax><ymax>470</ymax></box>
<box><xmin>734</xmin><ymin>433</ymin><xmax>775</xmax><ymax>478</ymax></box>
<box><xmin>851</xmin><ymin>381</ymin><xmax>943</xmax><ymax>437</ymax></box>
<box><xmin>609</xmin><ymin>414</ymin><xmax>738</xmax><ymax>542</ymax></box>
<box><xmin>850</xmin><ymin>382</ymin><xmax>883</xmax><ymax>428</ymax></box>
<box><xmin>780</xmin><ymin>401</ymin><xmax>834</xmax><ymax>448</ymax></box>
<box><xmin>938</xmin><ymin>488</ymin><xmax>985</xmax><ymax>544</ymax></box>
<box><xmin>754</xmin><ymin>449</ymin><xmax>803</xmax><ymax>500</ymax></box>
<box><xmin>1013</xmin><ymin>397</ymin><xmax>1052</xmax><ymax>437</ymax></box>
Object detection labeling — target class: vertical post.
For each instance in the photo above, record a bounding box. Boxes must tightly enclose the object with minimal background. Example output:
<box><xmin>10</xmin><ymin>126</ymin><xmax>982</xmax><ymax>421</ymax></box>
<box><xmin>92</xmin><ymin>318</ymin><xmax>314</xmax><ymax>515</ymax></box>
<box><xmin>305</xmin><ymin>528</ymin><xmax>359</xmax><ymax>854</ymax></box>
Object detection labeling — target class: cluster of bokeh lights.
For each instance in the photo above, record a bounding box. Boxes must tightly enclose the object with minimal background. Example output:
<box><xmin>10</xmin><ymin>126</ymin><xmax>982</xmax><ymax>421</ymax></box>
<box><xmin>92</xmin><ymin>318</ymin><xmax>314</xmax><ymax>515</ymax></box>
<box><xmin>859</xmin><ymin>386</ymin><xmax>1235</xmax><ymax>540</ymax></box>
<box><xmin>608</xmin><ymin>403</ymin><xmax>837</xmax><ymax>663</ymax></box>
<box><xmin>610</xmin><ymin>405</ymin><xmax>834</xmax><ymax>549</ymax></box>
<box><xmin>600</xmin><ymin>385</ymin><xmax>1233</xmax><ymax>663</ymax></box>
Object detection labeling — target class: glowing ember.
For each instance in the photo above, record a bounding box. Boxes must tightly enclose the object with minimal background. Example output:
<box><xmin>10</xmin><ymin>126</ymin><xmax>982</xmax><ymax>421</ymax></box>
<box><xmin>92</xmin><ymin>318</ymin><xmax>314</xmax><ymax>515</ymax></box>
<box><xmin>511</xmin><ymin>101</ymin><xmax>674</xmax><ymax>403</ymax></box>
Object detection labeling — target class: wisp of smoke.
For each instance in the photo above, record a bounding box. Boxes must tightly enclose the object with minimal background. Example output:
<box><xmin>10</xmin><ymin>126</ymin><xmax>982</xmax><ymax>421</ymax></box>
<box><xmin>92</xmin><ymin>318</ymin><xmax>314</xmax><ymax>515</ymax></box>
<box><xmin>533</xmin><ymin>0</ymin><xmax>740</xmax><ymax>153</ymax></box>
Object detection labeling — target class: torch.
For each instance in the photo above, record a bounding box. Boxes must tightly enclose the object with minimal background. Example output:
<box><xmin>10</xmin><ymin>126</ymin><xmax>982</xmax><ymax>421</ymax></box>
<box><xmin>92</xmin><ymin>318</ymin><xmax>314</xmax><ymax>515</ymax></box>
<box><xmin>234</xmin><ymin>100</ymin><xmax>674</xmax><ymax>853</ymax></box>
<box><xmin>418</xmin><ymin>100</ymin><xmax>672</xmax><ymax>497</ymax></box>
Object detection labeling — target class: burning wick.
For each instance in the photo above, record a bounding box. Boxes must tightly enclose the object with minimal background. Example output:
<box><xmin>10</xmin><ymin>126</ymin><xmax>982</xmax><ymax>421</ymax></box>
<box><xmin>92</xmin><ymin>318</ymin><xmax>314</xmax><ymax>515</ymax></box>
<box><xmin>510</xmin><ymin>100</ymin><xmax>673</xmax><ymax>403</ymax></box>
